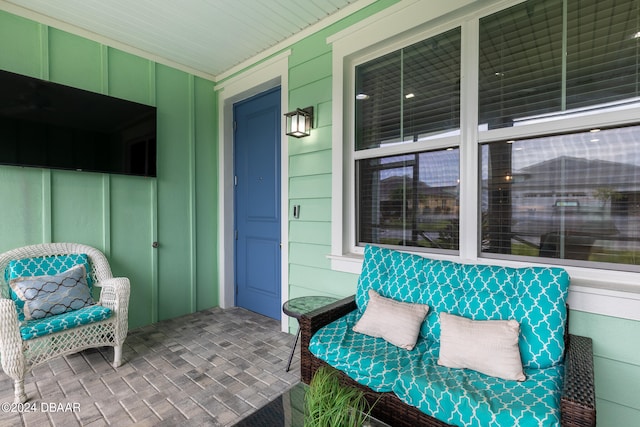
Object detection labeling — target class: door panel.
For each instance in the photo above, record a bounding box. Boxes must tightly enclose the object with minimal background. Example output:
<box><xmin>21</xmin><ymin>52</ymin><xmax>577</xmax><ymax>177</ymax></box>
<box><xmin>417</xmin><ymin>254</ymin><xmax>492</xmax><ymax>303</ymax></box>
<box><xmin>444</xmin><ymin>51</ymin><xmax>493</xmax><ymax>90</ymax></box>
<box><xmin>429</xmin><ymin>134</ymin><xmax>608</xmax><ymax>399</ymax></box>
<box><xmin>234</xmin><ymin>87</ymin><xmax>281</xmax><ymax>319</ymax></box>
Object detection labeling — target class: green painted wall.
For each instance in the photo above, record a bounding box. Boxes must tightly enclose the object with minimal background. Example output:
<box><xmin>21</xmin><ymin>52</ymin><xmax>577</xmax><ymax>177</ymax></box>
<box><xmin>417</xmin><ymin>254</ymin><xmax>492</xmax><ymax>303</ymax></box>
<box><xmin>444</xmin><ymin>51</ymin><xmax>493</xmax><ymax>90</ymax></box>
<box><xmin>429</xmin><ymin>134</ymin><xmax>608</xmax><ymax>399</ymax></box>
<box><xmin>280</xmin><ymin>1</ymin><xmax>640</xmax><ymax>426</ymax></box>
<box><xmin>570</xmin><ymin>311</ymin><xmax>640</xmax><ymax>426</ymax></box>
<box><xmin>0</xmin><ymin>10</ymin><xmax>218</xmax><ymax>329</ymax></box>
<box><xmin>286</xmin><ymin>0</ymin><xmax>401</xmax><ymax>303</ymax></box>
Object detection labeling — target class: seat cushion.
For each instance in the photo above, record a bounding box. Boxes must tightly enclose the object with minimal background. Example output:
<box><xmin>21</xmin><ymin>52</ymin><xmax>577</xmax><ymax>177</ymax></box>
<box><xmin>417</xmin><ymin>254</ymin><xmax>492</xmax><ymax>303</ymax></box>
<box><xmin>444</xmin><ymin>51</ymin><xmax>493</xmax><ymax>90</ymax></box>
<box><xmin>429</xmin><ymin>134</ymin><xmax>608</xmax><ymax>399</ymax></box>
<box><xmin>19</xmin><ymin>304</ymin><xmax>112</xmax><ymax>341</ymax></box>
<box><xmin>311</xmin><ymin>311</ymin><xmax>563</xmax><ymax>427</ymax></box>
<box><xmin>310</xmin><ymin>311</ymin><xmax>431</xmax><ymax>393</ymax></box>
<box><xmin>397</xmin><ymin>357</ymin><xmax>563</xmax><ymax>427</ymax></box>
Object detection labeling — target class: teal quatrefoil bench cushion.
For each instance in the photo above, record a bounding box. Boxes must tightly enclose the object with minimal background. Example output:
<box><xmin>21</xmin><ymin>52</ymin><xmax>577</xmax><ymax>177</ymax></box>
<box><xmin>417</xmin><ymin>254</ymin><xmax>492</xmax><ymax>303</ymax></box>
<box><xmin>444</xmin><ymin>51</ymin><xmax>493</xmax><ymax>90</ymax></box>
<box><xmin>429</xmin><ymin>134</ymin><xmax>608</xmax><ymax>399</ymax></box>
<box><xmin>310</xmin><ymin>315</ymin><xmax>563</xmax><ymax>427</ymax></box>
<box><xmin>354</xmin><ymin>245</ymin><xmax>570</xmax><ymax>369</ymax></box>
<box><xmin>311</xmin><ymin>245</ymin><xmax>571</xmax><ymax>427</ymax></box>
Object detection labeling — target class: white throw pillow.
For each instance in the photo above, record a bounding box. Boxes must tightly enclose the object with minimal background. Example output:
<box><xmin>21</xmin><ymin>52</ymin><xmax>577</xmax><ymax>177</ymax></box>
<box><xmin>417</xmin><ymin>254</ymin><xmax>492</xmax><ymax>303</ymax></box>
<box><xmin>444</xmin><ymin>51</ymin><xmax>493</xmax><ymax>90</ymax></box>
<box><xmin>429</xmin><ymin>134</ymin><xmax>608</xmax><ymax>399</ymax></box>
<box><xmin>438</xmin><ymin>312</ymin><xmax>526</xmax><ymax>381</ymax></box>
<box><xmin>353</xmin><ymin>289</ymin><xmax>429</xmax><ymax>350</ymax></box>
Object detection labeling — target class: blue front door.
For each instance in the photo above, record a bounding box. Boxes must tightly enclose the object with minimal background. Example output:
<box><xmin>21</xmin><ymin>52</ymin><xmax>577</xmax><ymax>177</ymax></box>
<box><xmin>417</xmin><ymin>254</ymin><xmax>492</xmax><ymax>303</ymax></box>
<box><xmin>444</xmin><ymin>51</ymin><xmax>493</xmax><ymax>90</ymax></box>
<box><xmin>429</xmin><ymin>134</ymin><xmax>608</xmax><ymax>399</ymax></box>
<box><xmin>234</xmin><ymin>87</ymin><xmax>281</xmax><ymax>320</ymax></box>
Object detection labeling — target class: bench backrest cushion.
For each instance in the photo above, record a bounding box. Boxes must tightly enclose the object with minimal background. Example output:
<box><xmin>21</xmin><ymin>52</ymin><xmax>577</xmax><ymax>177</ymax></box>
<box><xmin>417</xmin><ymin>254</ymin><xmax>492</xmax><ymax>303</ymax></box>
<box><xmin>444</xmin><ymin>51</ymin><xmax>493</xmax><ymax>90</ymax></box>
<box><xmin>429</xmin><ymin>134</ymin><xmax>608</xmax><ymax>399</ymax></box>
<box><xmin>356</xmin><ymin>245</ymin><xmax>570</xmax><ymax>369</ymax></box>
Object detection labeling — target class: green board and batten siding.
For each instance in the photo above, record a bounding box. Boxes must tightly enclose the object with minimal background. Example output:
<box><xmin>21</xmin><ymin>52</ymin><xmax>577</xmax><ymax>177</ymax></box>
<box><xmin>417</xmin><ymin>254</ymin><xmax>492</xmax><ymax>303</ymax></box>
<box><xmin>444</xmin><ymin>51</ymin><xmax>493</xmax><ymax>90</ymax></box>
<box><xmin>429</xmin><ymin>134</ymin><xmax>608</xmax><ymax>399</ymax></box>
<box><xmin>0</xmin><ymin>10</ymin><xmax>218</xmax><ymax>329</ymax></box>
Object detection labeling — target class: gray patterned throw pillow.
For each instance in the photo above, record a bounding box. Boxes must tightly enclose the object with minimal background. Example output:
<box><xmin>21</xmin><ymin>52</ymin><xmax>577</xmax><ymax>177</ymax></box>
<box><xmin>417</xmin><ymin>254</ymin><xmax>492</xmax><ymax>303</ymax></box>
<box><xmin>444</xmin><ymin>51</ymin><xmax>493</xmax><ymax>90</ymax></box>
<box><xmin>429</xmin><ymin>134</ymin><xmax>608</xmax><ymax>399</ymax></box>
<box><xmin>9</xmin><ymin>265</ymin><xmax>95</xmax><ymax>320</ymax></box>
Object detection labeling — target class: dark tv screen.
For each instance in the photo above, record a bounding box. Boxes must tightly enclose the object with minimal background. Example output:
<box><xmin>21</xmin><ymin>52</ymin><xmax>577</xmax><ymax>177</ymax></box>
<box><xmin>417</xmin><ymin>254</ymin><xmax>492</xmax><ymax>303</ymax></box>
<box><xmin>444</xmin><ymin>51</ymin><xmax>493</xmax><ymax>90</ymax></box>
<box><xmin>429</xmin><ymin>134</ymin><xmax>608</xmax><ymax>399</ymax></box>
<box><xmin>0</xmin><ymin>69</ymin><xmax>157</xmax><ymax>177</ymax></box>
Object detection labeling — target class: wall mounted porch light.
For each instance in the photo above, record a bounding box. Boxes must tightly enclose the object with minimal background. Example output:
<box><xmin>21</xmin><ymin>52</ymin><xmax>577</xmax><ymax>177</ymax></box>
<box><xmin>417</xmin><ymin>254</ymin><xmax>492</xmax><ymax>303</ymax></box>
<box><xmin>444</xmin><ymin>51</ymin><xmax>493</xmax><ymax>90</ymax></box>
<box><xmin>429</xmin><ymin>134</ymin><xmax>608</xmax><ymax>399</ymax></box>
<box><xmin>284</xmin><ymin>106</ymin><xmax>313</xmax><ymax>138</ymax></box>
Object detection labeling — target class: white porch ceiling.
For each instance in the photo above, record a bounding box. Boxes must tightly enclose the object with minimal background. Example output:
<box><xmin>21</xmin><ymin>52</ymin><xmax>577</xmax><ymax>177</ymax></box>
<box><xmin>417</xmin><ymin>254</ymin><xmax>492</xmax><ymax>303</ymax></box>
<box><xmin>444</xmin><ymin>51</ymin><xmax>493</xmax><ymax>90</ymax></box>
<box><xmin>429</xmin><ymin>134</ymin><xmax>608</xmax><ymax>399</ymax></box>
<box><xmin>1</xmin><ymin>0</ymin><xmax>367</xmax><ymax>80</ymax></box>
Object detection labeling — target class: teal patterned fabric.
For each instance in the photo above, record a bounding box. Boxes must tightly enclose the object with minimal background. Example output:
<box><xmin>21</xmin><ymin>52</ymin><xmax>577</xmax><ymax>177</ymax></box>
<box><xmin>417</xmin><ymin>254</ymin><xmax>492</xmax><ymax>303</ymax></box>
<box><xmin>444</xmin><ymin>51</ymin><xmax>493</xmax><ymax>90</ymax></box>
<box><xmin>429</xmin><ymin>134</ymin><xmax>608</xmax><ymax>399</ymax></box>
<box><xmin>457</xmin><ymin>265</ymin><xmax>570</xmax><ymax>369</ymax></box>
<box><xmin>397</xmin><ymin>352</ymin><xmax>563</xmax><ymax>427</ymax></box>
<box><xmin>355</xmin><ymin>245</ymin><xmax>570</xmax><ymax>368</ymax></box>
<box><xmin>310</xmin><ymin>316</ymin><xmax>563</xmax><ymax>427</ymax></box>
<box><xmin>19</xmin><ymin>304</ymin><xmax>112</xmax><ymax>341</ymax></box>
<box><xmin>310</xmin><ymin>311</ymin><xmax>423</xmax><ymax>392</ymax></box>
<box><xmin>6</xmin><ymin>254</ymin><xmax>93</xmax><ymax>286</ymax></box>
<box><xmin>4</xmin><ymin>254</ymin><xmax>92</xmax><ymax>321</ymax></box>
<box><xmin>311</xmin><ymin>245</ymin><xmax>571</xmax><ymax>426</ymax></box>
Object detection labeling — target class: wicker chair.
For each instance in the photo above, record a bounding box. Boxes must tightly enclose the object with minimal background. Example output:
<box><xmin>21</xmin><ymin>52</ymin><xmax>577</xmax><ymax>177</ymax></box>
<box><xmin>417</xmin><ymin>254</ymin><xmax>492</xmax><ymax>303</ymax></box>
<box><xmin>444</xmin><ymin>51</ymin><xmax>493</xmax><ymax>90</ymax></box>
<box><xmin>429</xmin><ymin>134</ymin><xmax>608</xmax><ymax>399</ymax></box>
<box><xmin>0</xmin><ymin>243</ymin><xmax>130</xmax><ymax>403</ymax></box>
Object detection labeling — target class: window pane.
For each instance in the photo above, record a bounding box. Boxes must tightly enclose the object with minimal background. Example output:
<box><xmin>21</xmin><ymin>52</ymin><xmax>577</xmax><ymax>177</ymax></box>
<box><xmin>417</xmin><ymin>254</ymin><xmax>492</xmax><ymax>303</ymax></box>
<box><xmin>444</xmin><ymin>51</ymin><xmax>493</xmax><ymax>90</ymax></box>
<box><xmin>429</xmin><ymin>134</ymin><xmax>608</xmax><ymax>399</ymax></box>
<box><xmin>479</xmin><ymin>0</ymin><xmax>640</xmax><ymax>129</ymax></box>
<box><xmin>403</xmin><ymin>29</ymin><xmax>461</xmax><ymax>141</ymax></box>
<box><xmin>481</xmin><ymin>125</ymin><xmax>640</xmax><ymax>269</ymax></box>
<box><xmin>566</xmin><ymin>0</ymin><xmax>640</xmax><ymax>109</ymax></box>
<box><xmin>357</xmin><ymin>149</ymin><xmax>460</xmax><ymax>250</ymax></box>
<box><xmin>479</xmin><ymin>0</ymin><xmax>563</xmax><ymax>129</ymax></box>
<box><xmin>355</xmin><ymin>28</ymin><xmax>461</xmax><ymax>150</ymax></box>
<box><xmin>355</xmin><ymin>51</ymin><xmax>401</xmax><ymax>150</ymax></box>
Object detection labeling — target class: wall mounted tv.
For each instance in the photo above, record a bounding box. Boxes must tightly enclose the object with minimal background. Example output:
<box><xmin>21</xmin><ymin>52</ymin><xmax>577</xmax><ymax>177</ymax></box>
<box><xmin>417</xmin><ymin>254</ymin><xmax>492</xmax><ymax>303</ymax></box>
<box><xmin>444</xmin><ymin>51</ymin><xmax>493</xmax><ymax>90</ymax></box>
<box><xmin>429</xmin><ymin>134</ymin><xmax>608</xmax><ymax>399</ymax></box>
<box><xmin>0</xmin><ymin>69</ymin><xmax>157</xmax><ymax>177</ymax></box>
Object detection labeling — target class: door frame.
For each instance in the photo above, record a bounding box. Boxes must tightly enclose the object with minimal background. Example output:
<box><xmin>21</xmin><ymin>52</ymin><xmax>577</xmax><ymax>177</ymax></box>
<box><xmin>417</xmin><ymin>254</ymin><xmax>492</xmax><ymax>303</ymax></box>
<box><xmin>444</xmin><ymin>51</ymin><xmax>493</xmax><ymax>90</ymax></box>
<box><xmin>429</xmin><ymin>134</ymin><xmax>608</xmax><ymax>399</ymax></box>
<box><xmin>216</xmin><ymin>50</ymin><xmax>290</xmax><ymax>332</ymax></box>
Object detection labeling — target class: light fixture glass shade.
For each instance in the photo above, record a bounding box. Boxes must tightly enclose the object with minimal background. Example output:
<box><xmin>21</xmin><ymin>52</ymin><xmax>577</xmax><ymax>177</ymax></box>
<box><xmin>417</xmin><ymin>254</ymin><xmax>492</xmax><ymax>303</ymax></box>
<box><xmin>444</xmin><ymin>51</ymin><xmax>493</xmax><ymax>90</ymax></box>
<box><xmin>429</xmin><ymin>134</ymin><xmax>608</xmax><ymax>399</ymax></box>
<box><xmin>284</xmin><ymin>107</ymin><xmax>313</xmax><ymax>138</ymax></box>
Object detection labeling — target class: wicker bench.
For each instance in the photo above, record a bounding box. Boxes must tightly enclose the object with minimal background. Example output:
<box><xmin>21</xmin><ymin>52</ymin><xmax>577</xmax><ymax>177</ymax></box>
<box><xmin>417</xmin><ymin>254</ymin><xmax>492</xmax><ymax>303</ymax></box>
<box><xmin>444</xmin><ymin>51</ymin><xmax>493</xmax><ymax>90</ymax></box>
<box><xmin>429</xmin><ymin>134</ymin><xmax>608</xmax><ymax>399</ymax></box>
<box><xmin>300</xmin><ymin>296</ymin><xmax>596</xmax><ymax>427</ymax></box>
<box><xmin>299</xmin><ymin>246</ymin><xmax>596</xmax><ymax>427</ymax></box>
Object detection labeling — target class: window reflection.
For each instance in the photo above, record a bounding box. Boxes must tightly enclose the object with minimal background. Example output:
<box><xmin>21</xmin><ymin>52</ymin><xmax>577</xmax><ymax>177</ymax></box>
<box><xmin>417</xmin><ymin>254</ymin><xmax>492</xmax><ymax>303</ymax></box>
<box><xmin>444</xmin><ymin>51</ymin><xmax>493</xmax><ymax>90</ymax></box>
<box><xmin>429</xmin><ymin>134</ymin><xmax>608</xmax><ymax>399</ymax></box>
<box><xmin>481</xmin><ymin>125</ymin><xmax>640</xmax><ymax>267</ymax></box>
<box><xmin>358</xmin><ymin>149</ymin><xmax>460</xmax><ymax>251</ymax></box>
<box><xmin>479</xmin><ymin>0</ymin><xmax>640</xmax><ymax>130</ymax></box>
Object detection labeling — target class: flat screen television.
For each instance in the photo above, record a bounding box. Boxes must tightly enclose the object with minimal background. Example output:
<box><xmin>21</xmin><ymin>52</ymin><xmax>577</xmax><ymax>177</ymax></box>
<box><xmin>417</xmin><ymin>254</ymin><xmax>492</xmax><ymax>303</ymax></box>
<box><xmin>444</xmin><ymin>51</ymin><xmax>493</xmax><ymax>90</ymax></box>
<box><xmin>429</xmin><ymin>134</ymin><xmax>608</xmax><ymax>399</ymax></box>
<box><xmin>0</xmin><ymin>69</ymin><xmax>157</xmax><ymax>177</ymax></box>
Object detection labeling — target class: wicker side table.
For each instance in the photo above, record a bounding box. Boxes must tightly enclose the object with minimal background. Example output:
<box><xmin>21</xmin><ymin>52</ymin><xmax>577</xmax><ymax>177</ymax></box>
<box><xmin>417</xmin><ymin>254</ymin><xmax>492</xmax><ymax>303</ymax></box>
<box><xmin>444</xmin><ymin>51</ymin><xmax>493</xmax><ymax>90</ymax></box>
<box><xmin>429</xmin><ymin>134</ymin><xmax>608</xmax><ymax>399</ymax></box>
<box><xmin>282</xmin><ymin>296</ymin><xmax>337</xmax><ymax>372</ymax></box>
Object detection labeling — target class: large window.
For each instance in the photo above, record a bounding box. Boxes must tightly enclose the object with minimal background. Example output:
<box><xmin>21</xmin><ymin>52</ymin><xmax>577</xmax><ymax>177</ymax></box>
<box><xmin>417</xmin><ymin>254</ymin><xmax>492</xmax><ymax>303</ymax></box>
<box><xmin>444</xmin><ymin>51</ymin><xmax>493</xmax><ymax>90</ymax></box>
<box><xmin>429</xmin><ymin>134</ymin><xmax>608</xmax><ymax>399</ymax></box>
<box><xmin>348</xmin><ymin>0</ymin><xmax>640</xmax><ymax>270</ymax></box>
<box><xmin>354</xmin><ymin>28</ymin><xmax>461</xmax><ymax>252</ymax></box>
<box><xmin>479</xmin><ymin>0</ymin><xmax>640</xmax><ymax>269</ymax></box>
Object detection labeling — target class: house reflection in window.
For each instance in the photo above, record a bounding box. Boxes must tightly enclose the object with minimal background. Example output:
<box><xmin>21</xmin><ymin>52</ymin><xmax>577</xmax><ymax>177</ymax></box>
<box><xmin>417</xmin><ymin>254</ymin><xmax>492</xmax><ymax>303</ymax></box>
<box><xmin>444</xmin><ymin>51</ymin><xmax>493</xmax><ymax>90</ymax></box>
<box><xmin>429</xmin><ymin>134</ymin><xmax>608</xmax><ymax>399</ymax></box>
<box><xmin>481</xmin><ymin>125</ymin><xmax>640</xmax><ymax>267</ymax></box>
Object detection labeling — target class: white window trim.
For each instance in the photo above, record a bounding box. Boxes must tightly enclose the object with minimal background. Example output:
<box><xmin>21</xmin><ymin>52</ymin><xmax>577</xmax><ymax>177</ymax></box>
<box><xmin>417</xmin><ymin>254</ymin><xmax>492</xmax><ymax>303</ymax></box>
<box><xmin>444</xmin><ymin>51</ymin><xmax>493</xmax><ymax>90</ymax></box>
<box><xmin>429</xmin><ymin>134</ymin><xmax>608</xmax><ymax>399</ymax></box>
<box><xmin>328</xmin><ymin>0</ymin><xmax>640</xmax><ymax>321</ymax></box>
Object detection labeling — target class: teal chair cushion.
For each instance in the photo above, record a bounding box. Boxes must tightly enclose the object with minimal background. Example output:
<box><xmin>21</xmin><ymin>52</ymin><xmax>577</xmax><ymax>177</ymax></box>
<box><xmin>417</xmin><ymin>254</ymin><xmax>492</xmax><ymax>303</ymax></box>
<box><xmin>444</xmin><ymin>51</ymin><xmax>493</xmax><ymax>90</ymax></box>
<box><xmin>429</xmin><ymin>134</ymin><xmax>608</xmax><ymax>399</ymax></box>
<box><xmin>19</xmin><ymin>304</ymin><xmax>112</xmax><ymax>341</ymax></box>
<box><xmin>397</xmin><ymin>353</ymin><xmax>563</xmax><ymax>427</ymax></box>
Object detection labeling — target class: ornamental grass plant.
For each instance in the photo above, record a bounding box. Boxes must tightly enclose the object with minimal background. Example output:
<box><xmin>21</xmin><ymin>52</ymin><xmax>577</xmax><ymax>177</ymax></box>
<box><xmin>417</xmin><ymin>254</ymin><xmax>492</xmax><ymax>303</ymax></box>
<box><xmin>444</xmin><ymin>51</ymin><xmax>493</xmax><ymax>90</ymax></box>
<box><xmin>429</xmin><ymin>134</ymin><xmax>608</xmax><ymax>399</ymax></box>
<box><xmin>304</xmin><ymin>366</ymin><xmax>375</xmax><ymax>427</ymax></box>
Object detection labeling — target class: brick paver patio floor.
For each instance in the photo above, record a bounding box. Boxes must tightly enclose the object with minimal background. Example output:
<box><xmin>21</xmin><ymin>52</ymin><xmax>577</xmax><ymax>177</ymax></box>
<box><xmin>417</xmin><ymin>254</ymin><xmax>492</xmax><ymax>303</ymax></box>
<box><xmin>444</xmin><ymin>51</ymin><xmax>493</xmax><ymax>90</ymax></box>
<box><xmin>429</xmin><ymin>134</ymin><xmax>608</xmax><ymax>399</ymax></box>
<box><xmin>0</xmin><ymin>307</ymin><xmax>300</xmax><ymax>426</ymax></box>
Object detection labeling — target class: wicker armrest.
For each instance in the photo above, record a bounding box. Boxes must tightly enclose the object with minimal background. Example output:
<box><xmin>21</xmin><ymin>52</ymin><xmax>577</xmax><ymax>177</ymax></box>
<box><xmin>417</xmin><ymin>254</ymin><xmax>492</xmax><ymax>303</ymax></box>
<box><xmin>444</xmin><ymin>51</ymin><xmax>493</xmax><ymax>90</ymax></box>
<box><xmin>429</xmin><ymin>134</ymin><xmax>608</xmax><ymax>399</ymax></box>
<box><xmin>97</xmin><ymin>277</ymin><xmax>131</xmax><ymax>311</ymax></box>
<box><xmin>300</xmin><ymin>295</ymin><xmax>357</xmax><ymax>336</ymax></box>
<box><xmin>561</xmin><ymin>334</ymin><xmax>596</xmax><ymax>427</ymax></box>
<box><xmin>299</xmin><ymin>295</ymin><xmax>357</xmax><ymax>383</ymax></box>
<box><xmin>97</xmin><ymin>277</ymin><xmax>130</xmax><ymax>344</ymax></box>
